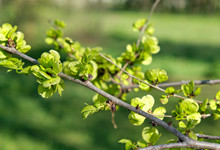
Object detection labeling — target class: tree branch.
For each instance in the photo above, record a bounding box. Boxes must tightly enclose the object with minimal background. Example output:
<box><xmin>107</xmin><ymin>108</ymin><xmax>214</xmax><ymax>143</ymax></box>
<box><xmin>1</xmin><ymin>44</ymin><xmax>220</xmax><ymax>150</ymax></box>
<box><xmin>0</xmin><ymin>44</ymin><xmax>189</xmax><ymax>143</ymax></box>
<box><xmin>138</xmin><ymin>140</ymin><xmax>220</xmax><ymax>150</ymax></box>
<box><xmin>122</xmin><ymin>79</ymin><xmax>220</xmax><ymax>90</ymax></box>
<box><xmin>196</xmin><ymin>134</ymin><xmax>220</xmax><ymax>140</ymax></box>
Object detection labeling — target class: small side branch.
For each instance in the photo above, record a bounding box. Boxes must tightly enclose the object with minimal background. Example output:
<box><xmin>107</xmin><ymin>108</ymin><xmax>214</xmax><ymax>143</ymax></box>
<box><xmin>136</xmin><ymin>0</ymin><xmax>160</xmax><ymax>47</ymax></box>
<box><xmin>138</xmin><ymin>140</ymin><xmax>220</xmax><ymax>150</ymax></box>
<box><xmin>98</xmin><ymin>53</ymin><xmax>202</xmax><ymax>103</ymax></box>
<box><xmin>197</xmin><ymin>134</ymin><xmax>220</xmax><ymax>140</ymax></box>
<box><xmin>158</xmin><ymin>79</ymin><xmax>220</xmax><ymax>87</ymax></box>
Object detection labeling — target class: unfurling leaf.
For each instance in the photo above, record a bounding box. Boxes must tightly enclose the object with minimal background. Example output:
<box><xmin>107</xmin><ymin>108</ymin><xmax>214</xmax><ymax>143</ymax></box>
<box><xmin>180</xmin><ymin>99</ymin><xmax>199</xmax><ymax>114</ymax></box>
<box><xmin>118</xmin><ymin>139</ymin><xmax>135</xmax><ymax>150</ymax></box>
<box><xmin>142</xmin><ymin>127</ymin><xmax>161</xmax><ymax>145</ymax></box>
<box><xmin>160</xmin><ymin>95</ymin><xmax>168</xmax><ymax>104</ymax></box>
<box><xmin>153</xmin><ymin>107</ymin><xmax>166</xmax><ymax>120</ymax></box>
<box><xmin>81</xmin><ymin>105</ymin><xmax>97</xmax><ymax>119</ymax></box>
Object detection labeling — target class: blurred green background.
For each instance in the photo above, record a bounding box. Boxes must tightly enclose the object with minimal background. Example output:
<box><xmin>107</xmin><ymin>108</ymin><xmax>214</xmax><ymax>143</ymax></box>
<box><xmin>0</xmin><ymin>0</ymin><xmax>220</xmax><ymax>149</ymax></box>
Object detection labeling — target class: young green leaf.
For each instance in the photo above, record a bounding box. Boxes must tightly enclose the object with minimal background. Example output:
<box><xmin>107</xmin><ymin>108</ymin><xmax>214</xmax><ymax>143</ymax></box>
<box><xmin>179</xmin><ymin>121</ymin><xmax>187</xmax><ymax>128</ymax></box>
<box><xmin>142</xmin><ymin>127</ymin><xmax>161</xmax><ymax>145</ymax></box>
<box><xmin>153</xmin><ymin>107</ymin><xmax>166</xmax><ymax>120</ymax></box>
<box><xmin>180</xmin><ymin>99</ymin><xmax>199</xmax><ymax>114</ymax></box>
<box><xmin>128</xmin><ymin>112</ymin><xmax>145</xmax><ymax>126</ymax></box>
<box><xmin>118</xmin><ymin>139</ymin><xmax>134</xmax><ymax>150</ymax></box>
<box><xmin>165</xmin><ymin>87</ymin><xmax>175</xmax><ymax>94</ymax></box>
<box><xmin>81</xmin><ymin>105</ymin><xmax>97</xmax><ymax>119</ymax></box>
<box><xmin>200</xmin><ymin>99</ymin><xmax>208</xmax><ymax>112</ymax></box>
<box><xmin>160</xmin><ymin>95</ymin><xmax>168</xmax><ymax>104</ymax></box>
<box><xmin>216</xmin><ymin>91</ymin><xmax>220</xmax><ymax>100</ymax></box>
<box><xmin>209</xmin><ymin>100</ymin><xmax>217</xmax><ymax>110</ymax></box>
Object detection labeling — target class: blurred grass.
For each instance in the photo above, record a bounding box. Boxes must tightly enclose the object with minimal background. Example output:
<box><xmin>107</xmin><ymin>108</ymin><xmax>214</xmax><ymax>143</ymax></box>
<box><xmin>0</xmin><ymin>3</ymin><xmax>220</xmax><ymax>150</ymax></box>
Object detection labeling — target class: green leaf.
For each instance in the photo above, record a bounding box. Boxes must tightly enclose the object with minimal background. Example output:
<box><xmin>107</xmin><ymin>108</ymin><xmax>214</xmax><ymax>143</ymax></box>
<box><xmin>213</xmin><ymin>112</ymin><xmax>220</xmax><ymax>120</ymax></box>
<box><xmin>68</xmin><ymin>61</ymin><xmax>80</xmax><ymax>76</ymax></box>
<box><xmin>179</xmin><ymin>121</ymin><xmax>187</xmax><ymax>128</ymax></box>
<box><xmin>200</xmin><ymin>99</ymin><xmax>208</xmax><ymax>112</ymax></box>
<box><xmin>81</xmin><ymin>105</ymin><xmax>97</xmax><ymax>119</ymax></box>
<box><xmin>160</xmin><ymin>95</ymin><xmax>168</xmax><ymax>104</ymax></box>
<box><xmin>180</xmin><ymin>99</ymin><xmax>199</xmax><ymax>114</ymax></box>
<box><xmin>54</xmin><ymin>19</ymin><xmax>66</xmax><ymax>28</ymax></box>
<box><xmin>146</xmin><ymin>24</ymin><xmax>155</xmax><ymax>35</ymax></box>
<box><xmin>137</xmin><ymin>141</ymin><xmax>147</xmax><ymax>148</ymax></box>
<box><xmin>181</xmin><ymin>81</ymin><xmax>194</xmax><ymax>97</ymax></box>
<box><xmin>0</xmin><ymin>23</ymin><xmax>13</xmax><ymax>41</ymax></box>
<box><xmin>188</xmin><ymin>131</ymin><xmax>198</xmax><ymax>140</ymax></box>
<box><xmin>130</xmin><ymin>95</ymin><xmax>154</xmax><ymax>112</ymax></box>
<box><xmin>128</xmin><ymin>112</ymin><xmax>145</xmax><ymax>126</ymax></box>
<box><xmin>7</xmin><ymin>25</ymin><xmax>17</xmax><ymax>38</ymax></box>
<box><xmin>142</xmin><ymin>127</ymin><xmax>161</xmax><ymax>145</ymax></box>
<box><xmin>57</xmin><ymin>79</ymin><xmax>64</xmax><ymax>96</ymax></box>
<box><xmin>216</xmin><ymin>91</ymin><xmax>220</xmax><ymax>100</ymax></box>
<box><xmin>38</xmin><ymin>85</ymin><xmax>54</xmax><ymax>98</ymax></box>
<box><xmin>145</xmin><ymin>69</ymin><xmax>168</xmax><ymax>83</ymax></box>
<box><xmin>209</xmin><ymin>100</ymin><xmax>217</xmax><ymax>110</ymax></box>
<box><xmin>153</xmin><ymin>107</ymin><xmax>166</xmax><ymax>120</ymax></box>
<box><xmin>132</xmin><ymin>19</ymin><xmax>146</xmax><ymax>32</ymax></box>
<box><xmin>118</xmin><ymin>139</ymin><xmax>133</xmax><ymax>150</ymax></box>
<box><xmin>165</xmin><ymin>87</ymin><xmax>175</xmax><ymax>94</ymax></box>
<box><xmin>0</xmin><ymin>48</ymin><xmax>9</xmax><ymax>60</ymax></box>
<box><xmin>0</xmin><ymin>58</ymin><xmax>23</xmax><ymax>70</ymax></box>
<box><xmin>194</xmin><ymin>87</ymin><xmax>201</xmax><ymax>96</ymax></box>
<box><xmin>139</xmin><ymin>81</ymin><xmax>150</xmax><ymax>91</ymax></box>
<box><xmin>186</xmin><ymin>113</ymin><xmax>201</xmax><ymax>125</ymax></box>
<box><xmin>141</xmin><ymin>53</ymin><xmax>152</xmax><ymax>65</ymax></box>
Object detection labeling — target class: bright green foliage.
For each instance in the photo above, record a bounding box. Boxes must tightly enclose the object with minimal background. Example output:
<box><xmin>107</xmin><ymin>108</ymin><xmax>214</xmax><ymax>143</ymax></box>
<box><xmin>118</xmin><ymin>139</ymin><xmax>136</xmax><ymax>150</ymax></box>
<box><xmin>160</xmin><ymin>95</ymin><xmax>169</xmax><ymax>104</ymax></box>
<box><xmin>132</xmin><ymin>19</ymin><xmax>146</xmax><ymax>32</ymax></box>
<box><xmin>31</xmin><ymin>50</ymin><xmax>64</xmax><ymax>98</ymax></box>
<box><xmin>209</xmin><ymin>100</ymin><xmax>217</xmax><ymax>110</ymax></box>
<box><xmin>200</xmin><ymin>99</ymin><xmax>208</xmax><ymax>112</ymax></box>
<box><xmin>0</xmin><ymin>23</ymin><xmax>31</xmax><ymax>53</ymax></box>
<box><xmin>145</xmin><ymin>68</ymin><xmax>168</xmax><ymax>83</ymax></box>
<box><xmin>139</xmin><ymin>80</ymin><xmax>150</xmax><ymax>91</ymax></box>
<box><xmin>153</xmin><ymin>107</ymin><xmax>166</xmax><ymax>120</ymax></box>
<box><xmin>128</xmin><ymin>95</ymin><xmax>154</xmax><ymax>126</ymax></box>
<box><xmin>1</xmin><ymin>17</ymin><xmax>219</xmax><ymax>150</ymax></box>
<box><xmin>180</xmin><ymin>99</ymin><xmax>199</xmax><ymax>114</ymax></box>
<box><xmin>173</xmin><ymin>99</ymin><xmax>202</xmax><ymax>132</ymax></box>
<box><xmin>181</xmin><ymin>81</ymin><xmax>201</xmax><ymax>98</ymax></box>
<box><xmin>142</xmin><ymin>127</ymin><xmax>161</xmax><ymax>145</ymax></box>
<box><xmin>0</xmin><ymin>23</ymin><xmax>31</xmax><ymax>71</ymax></box>
<box><xmin>188</xmin><ymin>130</ymin><xmax>198</xmax><ymax>140</ymax></box>
<box><xmin>119</xmin><ymin>126</ymin><xmax>160</xmax><ymax>149</ymax></box>
<box><xmin>216</xmin><ymin>91</ymin><xmax>220</xmax><ymax>100</ymax></box>
<box><xmin>81</xmin><ymin>104</ymin><xmax>98</xmax><ymax>119</ymax></box>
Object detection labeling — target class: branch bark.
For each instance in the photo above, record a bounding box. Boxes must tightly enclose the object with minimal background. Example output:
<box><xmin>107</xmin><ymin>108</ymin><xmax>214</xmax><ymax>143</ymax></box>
<box><xmin>138</xmin><ymin>140</ymin><xmax>220</xmax><ymax>150</ymax></box>
<box><xmin>122</xmin><ymin>79</ymin><xmax>220</xmax><ymax>90</ymax></box>
<box><xmin>196</xmin><ymin>134</ymin><xmax>220</xmax><ymax>140</ymax></box>
<box><xmin>1</xmin><ymin>45</ymin><xmax>220</xmax><ymax>149</ymax></box>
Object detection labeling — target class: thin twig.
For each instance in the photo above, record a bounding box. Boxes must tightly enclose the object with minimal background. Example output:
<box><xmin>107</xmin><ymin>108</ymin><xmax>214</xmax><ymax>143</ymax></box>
<box><xmin>98</xmin><ymin>53</ymin><xmax>202</xmax><ymax>103</ymax></box>
<box><xmin>136</xmin><ymin>0</ymin><xmax>160</xmax><ymax>48</ymax></box>
<box><xmin>196</xmin><ymin>134</ymin><xmax>220</xmax><ymax>140</ymax></box>
<box><xmin>138</xmin><ymin>140</ymin><xmax>220</xmax><ymax>150</ymax></box>
<box><xmin>119</xmin><ymin>0</ymin><xmax>160</xmax><ymax>74</ymax></box>
<box><xmin>122</xmin><ymin>79</ymin><xmax>220</xmax><ymax>89</ymax></box>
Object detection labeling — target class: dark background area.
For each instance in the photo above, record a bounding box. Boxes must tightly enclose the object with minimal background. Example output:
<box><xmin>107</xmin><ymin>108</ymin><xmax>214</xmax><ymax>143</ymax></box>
<box><xmin>0</xmin><ymin>0</ymin><xmax>220</xmax><ymax>149</ymax></box>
